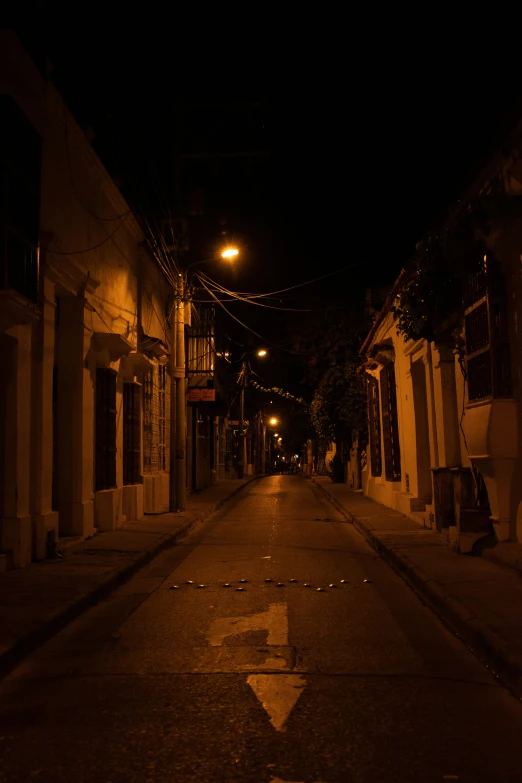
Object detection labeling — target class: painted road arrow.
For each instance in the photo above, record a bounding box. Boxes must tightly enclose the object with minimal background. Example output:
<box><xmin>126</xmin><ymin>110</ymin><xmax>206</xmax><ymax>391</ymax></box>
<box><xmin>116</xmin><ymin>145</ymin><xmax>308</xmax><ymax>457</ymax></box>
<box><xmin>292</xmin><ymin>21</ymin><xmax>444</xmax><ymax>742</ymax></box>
<box><xmin>247</xmin><ymin>673</ymin><xmax>306</xmax><ymax>732</ymax></box>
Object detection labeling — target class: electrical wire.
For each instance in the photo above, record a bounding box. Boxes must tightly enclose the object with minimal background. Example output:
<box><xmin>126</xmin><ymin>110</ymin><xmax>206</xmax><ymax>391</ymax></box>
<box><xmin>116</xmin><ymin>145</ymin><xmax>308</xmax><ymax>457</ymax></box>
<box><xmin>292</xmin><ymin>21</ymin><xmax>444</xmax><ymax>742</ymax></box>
<box><xmin>199</xmin><ymin>263</ymin><xmax>362</xmax><ymax>301</ymax></box>
<box><xmin>196</xmin><ymin>274</ymin><xmax>302</xmax><ymax>355</ymax></box>
<box><xmin>196</xmin><ymin>273</ymin><xmax>311</xmax><ymax>311</ymax></box>
<box><xmin>44</xmin><ymin>212</ymin><xmax>132</xmax><ymax>255</ymax></box>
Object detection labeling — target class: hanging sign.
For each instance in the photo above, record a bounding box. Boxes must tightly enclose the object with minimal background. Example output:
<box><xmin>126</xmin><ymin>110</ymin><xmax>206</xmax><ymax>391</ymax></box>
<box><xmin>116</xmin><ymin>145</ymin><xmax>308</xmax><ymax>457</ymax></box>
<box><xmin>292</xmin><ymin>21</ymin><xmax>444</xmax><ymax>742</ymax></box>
<box><xmin>187</xmin><ymin>388</ymin><xmax>215</xmax><ymax>402</ymax></box>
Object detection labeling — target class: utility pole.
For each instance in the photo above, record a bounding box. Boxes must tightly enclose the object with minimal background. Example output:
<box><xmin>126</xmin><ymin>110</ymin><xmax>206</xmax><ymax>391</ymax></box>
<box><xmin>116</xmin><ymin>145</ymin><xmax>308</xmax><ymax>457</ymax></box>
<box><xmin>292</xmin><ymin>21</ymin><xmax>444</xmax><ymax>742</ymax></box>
<box><xmin>238</xmin><ymin>358</ymin><xmax>246</xmax><ymax>479</ymax></box>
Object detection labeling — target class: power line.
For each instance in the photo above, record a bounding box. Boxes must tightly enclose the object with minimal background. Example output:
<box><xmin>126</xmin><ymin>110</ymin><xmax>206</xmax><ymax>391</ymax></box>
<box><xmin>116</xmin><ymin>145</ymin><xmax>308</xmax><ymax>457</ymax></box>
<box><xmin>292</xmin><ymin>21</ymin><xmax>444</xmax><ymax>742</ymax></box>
<box><xmin>197</xmin><ymin>273</ymin><xmax>311</xmax><ymax>311</ymax></box>
<box><xmin>196</xmin><ymin>274</ymin><xmax>302</xmax><ymax>355</ymax></box>
<box><xmin>44</xmin><ymin>212</ymin><xmax>131</xmax><ymax>255</ymax></box>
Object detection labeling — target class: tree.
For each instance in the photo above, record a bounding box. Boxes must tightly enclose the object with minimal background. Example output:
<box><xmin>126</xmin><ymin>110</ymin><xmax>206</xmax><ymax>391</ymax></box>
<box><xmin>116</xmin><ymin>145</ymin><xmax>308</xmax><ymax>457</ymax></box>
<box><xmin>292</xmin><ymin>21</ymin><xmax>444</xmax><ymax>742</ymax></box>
<box><xmin>293</xmin><ymin>308</ymin><xmax>370</xmax><ymax>479</ymax></box>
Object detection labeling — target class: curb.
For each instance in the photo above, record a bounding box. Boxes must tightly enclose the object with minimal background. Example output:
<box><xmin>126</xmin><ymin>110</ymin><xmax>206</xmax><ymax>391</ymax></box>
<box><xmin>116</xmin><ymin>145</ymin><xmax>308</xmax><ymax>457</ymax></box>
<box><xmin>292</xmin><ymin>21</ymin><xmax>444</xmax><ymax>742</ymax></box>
<box><xmin>311</xmin><ymin>477</ymin><xmax>522</xmax><ymax>699</ymax></box>
<box><xmin>0</xmin><ymin>478</ymin><xmax>258</xmax><ymax>681</ymax></box>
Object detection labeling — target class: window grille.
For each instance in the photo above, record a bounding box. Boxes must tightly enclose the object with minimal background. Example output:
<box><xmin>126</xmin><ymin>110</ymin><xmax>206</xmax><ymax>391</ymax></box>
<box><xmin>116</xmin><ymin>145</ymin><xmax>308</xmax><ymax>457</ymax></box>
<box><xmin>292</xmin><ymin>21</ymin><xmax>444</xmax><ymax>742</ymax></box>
<box><xmin>143</xmin><ymin>363</ymin><xmax>170</xmax><ymax>473</ymax></box>
<box><xmin>188</xmin><ymin>306</ymin><xmax>215</xmax><ymax>377</ymax></box>
<box><xmin>367</xmin><ymin>375</ymin><xmax>382</xmax><ymax>477</ymax></box>
<box><xmin>464</xmin><ymin>256</ymin><xmax>512</xmax><ymax>402</ymax></box>
<box><xmin>380</xmin><ymin>363</ymin><xmax>401</xmax><ymax>481</ymax></box>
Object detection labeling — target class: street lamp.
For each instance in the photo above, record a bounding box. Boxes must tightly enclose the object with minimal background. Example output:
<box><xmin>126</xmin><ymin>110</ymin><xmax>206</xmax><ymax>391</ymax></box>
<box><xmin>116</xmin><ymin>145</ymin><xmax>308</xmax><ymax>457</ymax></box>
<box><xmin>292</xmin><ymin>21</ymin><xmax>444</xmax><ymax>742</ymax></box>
<box><xmin>269</xmin><ymin>417</ymin><xmax>278</xmax><ymax>426</ymax></box>
<box><xmin>221</xmin><ymin>247</ymin><xmax>239</xmax><ymax>260</ymax></box>
<box><xmin>257</xmin><ymin>349</ymin><xmax>267</xmax><ymax>357</ymax></box>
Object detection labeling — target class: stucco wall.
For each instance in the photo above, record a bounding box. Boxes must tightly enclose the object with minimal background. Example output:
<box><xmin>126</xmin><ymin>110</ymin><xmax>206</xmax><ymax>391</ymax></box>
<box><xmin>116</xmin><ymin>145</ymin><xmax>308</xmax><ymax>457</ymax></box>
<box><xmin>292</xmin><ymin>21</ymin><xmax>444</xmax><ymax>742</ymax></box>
<box><xmin>41</xmin><ymin>86</ymin><xmax>141</xmax><ymax>343</ymax></box>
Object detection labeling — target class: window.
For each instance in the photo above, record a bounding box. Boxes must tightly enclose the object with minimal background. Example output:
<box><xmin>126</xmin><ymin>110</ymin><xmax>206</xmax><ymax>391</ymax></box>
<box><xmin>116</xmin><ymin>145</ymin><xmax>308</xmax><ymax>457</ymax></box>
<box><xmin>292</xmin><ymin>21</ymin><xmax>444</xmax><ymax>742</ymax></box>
<box><xmin>158</xmin><ymin>364</ymin><xmax>168</xmax><ymax>472</ymax></box>
<box><xmin>187</xmin><ymin>305</ymin><xmax>215</xmax><ymax>377</ymax></box>
<box><xmin>0</xmin><ymin>96</ymin><xmax>41</xmax><ymax>303</ymax></box>
<box><xmin>95</xmin><ymin>369</ymin><xmax>117</xmax><ymax>491</ymax></box>
<box><xmin>380</xmin><ymin>363</ymin><xmax>401</xmax><ymax>481</ymax></box>
<box><xmin>463</xmin><ymin>255</ymin><xmax>512</xmax><ymax>401</ymax></box>
<box><xmin>143</xmin><ymin>363</ymin><xmax>170</xmax><ymax>473</ymax></box>
<box><xmin>367</xmin><ymin>375</ymin><xmax>382</xmax><ymax>477</ymax></box>
<box><xmin>123</xmin><ymin>383</ymin><xmax>141</xmax><ymax>485</ymax></box>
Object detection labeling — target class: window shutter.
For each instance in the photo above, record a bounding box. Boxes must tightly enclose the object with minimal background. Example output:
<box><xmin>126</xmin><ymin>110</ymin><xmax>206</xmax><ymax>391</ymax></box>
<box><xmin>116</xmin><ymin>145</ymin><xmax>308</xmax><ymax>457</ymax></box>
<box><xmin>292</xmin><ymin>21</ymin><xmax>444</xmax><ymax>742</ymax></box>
<box><xmin>367</xmin><ymin>375</ymin><xmax>382</xmax><ymax>477</ymax></box>
<box><xmin>124</xmin><ymin>382</ymin><xmax>141</xmax><ymax>485</ymax></box>
<box><xmin>95</xmin><ymin>368</ymin><xmax>117</xmax><ymax>491</ymax></box>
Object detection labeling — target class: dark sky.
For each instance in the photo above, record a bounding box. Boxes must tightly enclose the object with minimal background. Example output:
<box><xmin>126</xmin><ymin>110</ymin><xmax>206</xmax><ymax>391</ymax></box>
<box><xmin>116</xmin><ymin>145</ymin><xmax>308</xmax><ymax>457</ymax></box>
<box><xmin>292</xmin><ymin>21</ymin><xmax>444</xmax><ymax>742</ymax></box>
<box><xmin>13</xmin><ymin>11</ymin><xmax>522</xmax><ymax>373</ymax></box>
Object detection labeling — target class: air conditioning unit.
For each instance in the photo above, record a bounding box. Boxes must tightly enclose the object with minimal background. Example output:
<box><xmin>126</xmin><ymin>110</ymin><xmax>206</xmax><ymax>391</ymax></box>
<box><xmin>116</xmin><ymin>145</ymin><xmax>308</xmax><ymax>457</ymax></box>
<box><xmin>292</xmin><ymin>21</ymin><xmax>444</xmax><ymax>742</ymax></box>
<box><xmin>143</xmin><ymin>474</ymin><xmax>168</xmax><ymax>514</ymax></box>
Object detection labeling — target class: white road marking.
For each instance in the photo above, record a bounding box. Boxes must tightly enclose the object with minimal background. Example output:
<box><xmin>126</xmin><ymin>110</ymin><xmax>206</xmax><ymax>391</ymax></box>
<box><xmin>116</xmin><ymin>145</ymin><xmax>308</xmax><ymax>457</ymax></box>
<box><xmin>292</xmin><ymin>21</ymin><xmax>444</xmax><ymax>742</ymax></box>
<box><xmin>206</xmin><ymin>603</ymin><xmax>288</xmax><ymax>647</ymax></box>
<box><xmin>238</xmin><ymin>653</ymin><xmax>288</xmax><ymax>671</ymax></box>
<box><xmin>269</xmin><ymin>778</ymin><xmax>301</xmax><ymax>783</ymax></box>
<box><xmin>247</xmin><ymin>673</ymin><xmax>306</xmax><ymax>732</ymax></box>
<box><xmin>269</xmin><ymin>779</ymin><xmax>326</xmax><ymax>783</ymax></box>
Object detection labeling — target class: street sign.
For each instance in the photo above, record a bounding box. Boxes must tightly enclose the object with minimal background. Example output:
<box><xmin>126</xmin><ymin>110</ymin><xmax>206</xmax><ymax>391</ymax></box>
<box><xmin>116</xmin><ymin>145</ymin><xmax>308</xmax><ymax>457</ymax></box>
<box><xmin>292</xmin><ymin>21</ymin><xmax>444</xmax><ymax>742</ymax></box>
<box><xmin>187</xmin><ymin>388</ymin><xmax>215</xmax><ymax>402</ymax></box>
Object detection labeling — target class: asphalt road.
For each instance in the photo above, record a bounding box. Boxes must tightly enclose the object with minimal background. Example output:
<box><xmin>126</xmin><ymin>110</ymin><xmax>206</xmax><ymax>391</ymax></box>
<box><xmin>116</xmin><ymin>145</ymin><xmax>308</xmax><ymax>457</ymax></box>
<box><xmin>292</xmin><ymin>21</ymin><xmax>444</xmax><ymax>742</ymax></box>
<box><xmin>1</xmin><ymin>476</ymin><xmax>522</xmax><ymax>783</ymax></box>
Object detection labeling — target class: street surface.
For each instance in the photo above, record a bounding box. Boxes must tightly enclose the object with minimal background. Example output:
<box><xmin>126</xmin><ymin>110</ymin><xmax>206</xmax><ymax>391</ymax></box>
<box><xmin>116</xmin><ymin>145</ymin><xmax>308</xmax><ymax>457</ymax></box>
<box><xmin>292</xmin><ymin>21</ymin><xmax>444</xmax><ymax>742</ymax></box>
<box><xmin>1</xmin><ymin>476</ymin><xmax>522</xmax><ymax>782</ymax></box>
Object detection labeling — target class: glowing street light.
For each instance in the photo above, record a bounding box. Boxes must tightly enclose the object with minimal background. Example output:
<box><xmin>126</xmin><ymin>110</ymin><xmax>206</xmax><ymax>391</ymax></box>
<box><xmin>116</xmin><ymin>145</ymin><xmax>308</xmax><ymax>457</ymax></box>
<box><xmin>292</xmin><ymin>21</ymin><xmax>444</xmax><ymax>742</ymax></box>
<box><xmin>269</xmin><ymin>417</ymin><xmax>278</xmax><ymax>426</ymax></box>
<box><xmin>257</xmin><ymin>349</ymin><xmax>267</xmax><ymax>357</ymax></box>
<box><xmin>221</xmin><ymin>247</ymin><xmax>239</xmax><ymax>260</ymax></box>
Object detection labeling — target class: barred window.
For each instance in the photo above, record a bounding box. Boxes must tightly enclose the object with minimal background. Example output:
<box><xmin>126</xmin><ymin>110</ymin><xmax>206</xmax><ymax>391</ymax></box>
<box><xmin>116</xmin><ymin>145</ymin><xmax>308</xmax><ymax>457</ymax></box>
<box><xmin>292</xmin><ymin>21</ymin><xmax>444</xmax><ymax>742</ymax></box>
<box><xmin>380</xmin><ymin>363</ymin><xmax>401</xmax><ymax>481</ymax></box>
<box><xmin>464</xmin><ymin>255</ymin><xmax>512</xmax><ymax>402</ymax></box>
<box><xmin>158</xmin><ymin>364</ymin><xmax>168</xmax><ymax>472</ymax></box>
<box><xmin>188</xmin><ymin>305</ymin><xmax>215</xmax><ymax>377</ymax></box>
<box><xmin>143</xmin><ymin>363</ymin><xmax>170</xmax><ymax>473</ymax></box>
<box><xmin>367</xmin><ymin>375</ymin><xmax>382</xmax><ymax>477</ymax></box>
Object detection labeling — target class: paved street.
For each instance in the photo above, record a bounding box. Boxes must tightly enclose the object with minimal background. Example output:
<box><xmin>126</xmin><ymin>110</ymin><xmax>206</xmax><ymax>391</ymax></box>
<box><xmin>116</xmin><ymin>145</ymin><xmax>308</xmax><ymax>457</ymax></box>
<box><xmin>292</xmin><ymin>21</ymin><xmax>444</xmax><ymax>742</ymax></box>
<box><xmin>1</xmin><ymin>476</ymin><xmax>522</xmax><ymax>783</ymax></box>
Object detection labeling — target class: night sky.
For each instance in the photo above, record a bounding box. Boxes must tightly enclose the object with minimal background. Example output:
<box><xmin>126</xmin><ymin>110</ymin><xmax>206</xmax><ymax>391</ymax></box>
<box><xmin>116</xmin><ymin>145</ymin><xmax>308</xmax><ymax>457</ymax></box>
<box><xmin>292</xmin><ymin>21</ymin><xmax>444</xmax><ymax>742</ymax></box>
<box><xmin>13</xmin><ymin>11</ymin><xmax>522</xmax><ymax>382</ymax></box>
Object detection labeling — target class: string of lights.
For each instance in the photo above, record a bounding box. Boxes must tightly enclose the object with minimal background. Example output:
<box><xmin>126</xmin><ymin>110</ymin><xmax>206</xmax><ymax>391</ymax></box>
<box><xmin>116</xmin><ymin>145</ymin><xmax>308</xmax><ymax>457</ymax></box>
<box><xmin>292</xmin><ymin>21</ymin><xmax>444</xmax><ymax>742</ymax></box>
<box><xmin>249</xmin><ymin>379</ymin><xmax>307</xmax><ymax>407</ymax></box>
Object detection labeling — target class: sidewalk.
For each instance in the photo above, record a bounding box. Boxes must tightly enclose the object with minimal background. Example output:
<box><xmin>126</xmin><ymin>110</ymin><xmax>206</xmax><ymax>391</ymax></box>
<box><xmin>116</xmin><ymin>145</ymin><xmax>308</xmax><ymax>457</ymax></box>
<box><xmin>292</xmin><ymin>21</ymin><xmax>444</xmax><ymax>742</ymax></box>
<box><xmin>311</xmin><ymin>476</ymin><xmax>522</xmax><ymax>697</ymax></box>
<box><xmin>0</xmin><ymin>478</ymin><xmax>256</xmax><ymax>679</ymax></box>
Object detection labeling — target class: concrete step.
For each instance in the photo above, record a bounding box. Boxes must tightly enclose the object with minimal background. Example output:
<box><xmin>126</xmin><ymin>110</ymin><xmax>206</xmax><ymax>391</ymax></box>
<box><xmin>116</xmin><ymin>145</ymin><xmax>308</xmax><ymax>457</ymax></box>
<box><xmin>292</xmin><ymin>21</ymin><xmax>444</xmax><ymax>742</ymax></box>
<box><xmin>57</xmin><ymin>536</ymin><xmax>84</xmax><ymax>553</ymax></box>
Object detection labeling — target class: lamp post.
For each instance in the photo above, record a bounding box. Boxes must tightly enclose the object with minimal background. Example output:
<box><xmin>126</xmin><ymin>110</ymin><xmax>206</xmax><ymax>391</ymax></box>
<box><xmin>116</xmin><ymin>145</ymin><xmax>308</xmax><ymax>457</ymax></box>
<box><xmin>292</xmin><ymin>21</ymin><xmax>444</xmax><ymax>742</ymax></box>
<box><xmin>169</xmin><ymin>247</ymin><xmax>239</xmax><ymax>511</ymax></box>
<box><xmin>237</xmin><ymin>347</ymin><xmax>269</xmax><ymax>480</ymax></box>
<box><xmin>238</xmin><ymin>357</ymin><xmax>246</xmax><ymax>479</ymax></box>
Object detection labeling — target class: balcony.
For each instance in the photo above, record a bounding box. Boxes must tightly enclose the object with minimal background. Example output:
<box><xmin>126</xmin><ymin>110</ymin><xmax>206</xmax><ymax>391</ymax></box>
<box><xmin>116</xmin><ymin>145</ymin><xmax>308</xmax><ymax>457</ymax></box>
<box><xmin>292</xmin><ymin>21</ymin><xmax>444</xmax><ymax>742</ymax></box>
<box><xmin>0</xmin><ymin>234</ymin><xmax>40</xmax><ymax>331</ymax></box>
